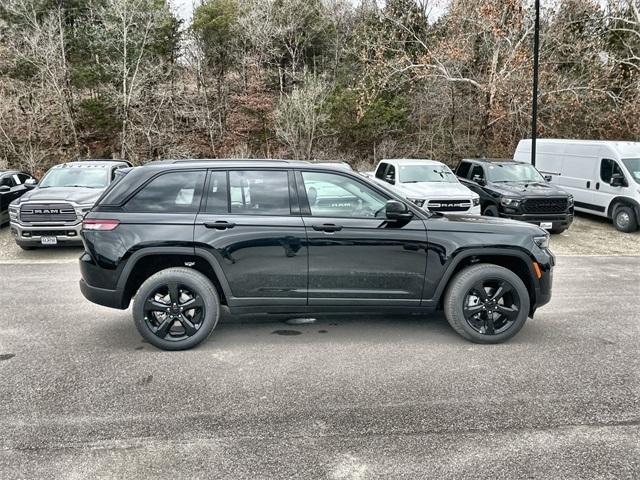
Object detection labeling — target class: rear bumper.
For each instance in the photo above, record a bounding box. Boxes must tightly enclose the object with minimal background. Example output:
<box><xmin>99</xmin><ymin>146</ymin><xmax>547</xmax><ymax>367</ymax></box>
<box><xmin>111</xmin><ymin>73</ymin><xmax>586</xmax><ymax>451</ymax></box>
<box><xmin>79</xmin><ymin>279</ymin><xmax>128</xmax><ymax>310</ymax></box>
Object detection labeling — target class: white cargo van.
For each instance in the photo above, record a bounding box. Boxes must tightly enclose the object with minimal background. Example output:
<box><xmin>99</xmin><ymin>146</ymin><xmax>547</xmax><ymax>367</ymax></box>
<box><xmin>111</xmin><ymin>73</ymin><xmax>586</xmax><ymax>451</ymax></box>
<box><xmin>514</xmin><ymin>139</ymin><xmax>640</xmax><ymax>232</ymax></box>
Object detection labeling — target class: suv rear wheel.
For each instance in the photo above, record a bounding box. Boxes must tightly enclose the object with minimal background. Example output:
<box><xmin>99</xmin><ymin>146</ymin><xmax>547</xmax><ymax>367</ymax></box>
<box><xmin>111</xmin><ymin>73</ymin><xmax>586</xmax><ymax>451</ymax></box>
<box><xmin>132</xmin><ymin>267</ymin><xmax>220</xmax><ymax>350</ymax></box>
<box><xmin>444</xmin><ymin>264</ymin><xmax>530</xmax><ymax>344</ymax></box>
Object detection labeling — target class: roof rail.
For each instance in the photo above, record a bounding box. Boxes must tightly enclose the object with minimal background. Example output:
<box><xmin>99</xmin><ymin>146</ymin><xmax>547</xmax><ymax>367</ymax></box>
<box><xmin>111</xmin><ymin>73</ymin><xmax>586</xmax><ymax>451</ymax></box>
<box><xmin>166</xmin><ymin>158</ymin><xmax>308</xmax><ymax>164</ymax></box>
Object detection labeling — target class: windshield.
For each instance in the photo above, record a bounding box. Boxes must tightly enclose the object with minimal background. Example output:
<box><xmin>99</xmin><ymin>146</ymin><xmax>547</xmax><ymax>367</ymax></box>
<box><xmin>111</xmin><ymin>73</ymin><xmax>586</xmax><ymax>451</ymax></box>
<box><xmin>622</xmin><ymin>158</ymin><xmax>640</xmax><ymax>184</ymax></box>
<box><xmin>486</xmin><ymin>163</ymin><xmax>545</xmax><ymax>183</ymax></box>
<box><xmin>399</xmin><ymin>164</ymin><xmax>458</xmax><ymax>183</ymax></box>
<box><xmin>40</xmin><ymin>167</ymin><xmax>109</xmax><ymax>188</ymax></box>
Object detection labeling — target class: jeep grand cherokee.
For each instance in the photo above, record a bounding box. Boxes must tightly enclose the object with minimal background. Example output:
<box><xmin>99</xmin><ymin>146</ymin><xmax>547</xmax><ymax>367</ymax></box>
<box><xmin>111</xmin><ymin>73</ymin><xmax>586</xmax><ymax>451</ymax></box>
<box><xmin>78</xmin><ymin>159</ymin><xmax>554</xmax><ymax>350</ymax></box>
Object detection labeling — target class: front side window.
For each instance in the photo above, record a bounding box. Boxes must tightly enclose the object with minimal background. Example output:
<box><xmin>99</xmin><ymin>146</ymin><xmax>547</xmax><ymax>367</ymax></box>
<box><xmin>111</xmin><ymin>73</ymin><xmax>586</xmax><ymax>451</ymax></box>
<box><xmin>486</xmin><ymin>164</ymin><xmax>544</xmax><ymax>183</ymax></box>
<box><xmin>40</xmin><ymin>167</ymin><xmax>109</xmax><ymax>188</ymax></box>
<box><xmin>600</xmin><ymin>159</ymin><xmax>624</xmax><ymax>184</ymax></box>
<box><xmin>125</xmin><ymin>171</ymin><xmax>205</xmax><ymax>213</ymax></box>
<box><xmin>470</xmin><ymin>165</ymin><xmax>485</xmax><ymax>181</ymax></box>
<box><xmin>622</xmin><ymin>158</ymin><xmax>640</xmax><ymax>184</ymax></box>
<box><xmin>375</xmin><ymin>163</ymin><xmax>386</xmax><ymax>179</ymax></box>
<box><xmin>399</xmin><ymin>164</ymin><xmax>458</xmax><ymax>183</ymax></box>
<box><xmin>229</xmin><ymin>170</ymin><xmax>290</xmax><ymax>215</ymax></box>
<box><xmin>457</xmin><ymin>161</ymin><xmax>471</xmax><ymax>178</ymax></box>
<box><xmin>302</xmin><ymin>171</ymin><xmax>387</xmax><ymax>218</ymax></box>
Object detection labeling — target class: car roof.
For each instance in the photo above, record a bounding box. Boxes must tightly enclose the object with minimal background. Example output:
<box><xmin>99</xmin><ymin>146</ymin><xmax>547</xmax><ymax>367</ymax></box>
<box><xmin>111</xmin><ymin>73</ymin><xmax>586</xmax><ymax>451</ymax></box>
<box><xmin>382</xmin><ymin>158</ymin><xmax>444</xmax><ymax>166</ymax></box>
<box><xmin>52</xmin><ymin>160</ymin><xmax>129</xmax><ymax>169</ymax></box>
<box><xmin>141</xmin><ymin>158</ymin><xmax>344</xmax><ymax>170</ymax></box>
<box><xmin>462</xmin><ymin>158</ymin><xmax>519</xmax><ymax>165</ymax></box>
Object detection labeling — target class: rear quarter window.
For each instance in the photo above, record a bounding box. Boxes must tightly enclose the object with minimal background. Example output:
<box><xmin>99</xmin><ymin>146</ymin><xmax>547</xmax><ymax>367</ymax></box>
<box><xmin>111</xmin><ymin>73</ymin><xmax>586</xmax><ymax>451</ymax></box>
<box><xmin>124</xmin><ymin>170</ymin><xmax>206</xmax><ymax>213</ymax></box>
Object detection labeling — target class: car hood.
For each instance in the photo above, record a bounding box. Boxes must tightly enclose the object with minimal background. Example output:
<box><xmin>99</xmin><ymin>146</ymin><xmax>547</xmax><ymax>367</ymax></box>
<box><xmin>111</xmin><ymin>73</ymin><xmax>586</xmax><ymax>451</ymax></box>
<box><xmin>12</xmin><ymin>186</ymin><xmax>105</xmax><ymax>205</ymax></box>
<box><xmin>397</xmin><ymin>181</ymin><xmax>477</xmax><ymax>199</ymax></box>
<box><xmin>428</xmin><ymin>212</ymin><xmax>548</xmax><ymax>236</ymax></box>
<box><xmin>489</xmin><ymin>181</ymin><xmax>568</xmax><ymax>197</ymax></box>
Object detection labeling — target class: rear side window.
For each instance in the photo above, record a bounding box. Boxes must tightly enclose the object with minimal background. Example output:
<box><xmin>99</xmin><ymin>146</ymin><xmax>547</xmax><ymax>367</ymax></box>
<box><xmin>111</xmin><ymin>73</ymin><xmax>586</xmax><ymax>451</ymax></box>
<box><xmin>229</xmin><ymin>170</ymin><xmax>290</xmax><ymax>215</ymax></box>
<box><xmin>204</xmin><ymin>171</ymin><xmax>229</xmax><ymax>213</ymax></box>
<box><xmin>125</xmin><ymin>171</ymin><xmax>205</xmax><ymax>213</ymax></box>
<box><xmin>0</xmin><ymin>176</ymin><xmax>15</xmax><ymax>187</ymax></box>
<box><xmin>600</xmin><ymin>159</ymin><xmax>623</xmax><ymax>184</ymax></box>
<box><xmin>457</xmin><ymin>161</ymin><xmax>471</xmax><ymax>178</ymax></box>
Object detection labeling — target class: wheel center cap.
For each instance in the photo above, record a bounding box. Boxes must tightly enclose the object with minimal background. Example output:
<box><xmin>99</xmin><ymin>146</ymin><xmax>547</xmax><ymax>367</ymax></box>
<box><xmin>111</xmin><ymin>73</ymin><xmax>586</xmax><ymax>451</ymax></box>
<box><xmin>171</xmin><ymin>305</ymin><xmax>181</xmax><ymax>314</ymax></box>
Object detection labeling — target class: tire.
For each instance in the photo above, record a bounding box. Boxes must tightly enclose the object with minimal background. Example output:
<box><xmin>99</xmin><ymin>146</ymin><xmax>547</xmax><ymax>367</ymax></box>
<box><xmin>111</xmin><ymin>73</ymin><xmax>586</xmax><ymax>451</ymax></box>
<box><xmin>483</xmin><ymin>205</ymin><xmax>499</xmax><ymax>217</ymax></box>
<box><xmin>549</xmin><ymin>227</ymin><xmax>566</xmax><ymax>235</ymax></box>
<box><xmin>612</xmin><ymin>205</ymin><xmax>638</xmax><ymax>233</ymax></box>
<box><xmin>444</xmin><ymin>264</ymin><xmax>530</xmax><ymax>344</ymax></box>
<box><xmin>132</xmin><ymin>267</ymin><xmax>220</xmax><ymax>351</ymax></box>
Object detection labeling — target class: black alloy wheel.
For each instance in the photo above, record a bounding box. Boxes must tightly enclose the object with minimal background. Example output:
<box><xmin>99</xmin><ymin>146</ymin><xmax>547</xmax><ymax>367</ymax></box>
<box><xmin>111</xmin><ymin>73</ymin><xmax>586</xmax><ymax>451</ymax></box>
<box><xmin>143</xmin><ymin>282</ymin><xmax>205</xmax><ymax>342</ymax></box>
<box><xmin>462</xmin><ymin>278</ymin><xmax>520</xmax><ymax>335</ymax></box>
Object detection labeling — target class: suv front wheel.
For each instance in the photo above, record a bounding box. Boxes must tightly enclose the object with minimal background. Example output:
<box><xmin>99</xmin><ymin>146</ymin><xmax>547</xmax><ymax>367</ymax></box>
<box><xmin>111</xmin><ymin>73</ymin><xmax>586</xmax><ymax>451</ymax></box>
<box><xmin>133</xmin><ymin>267</ymin><xmax>220</xmax><ymax>350</ymax></box>
<box><xmin>444</xmin><ymin>264</ymin><xmax>530</xmax><ymax>344</ymax></box>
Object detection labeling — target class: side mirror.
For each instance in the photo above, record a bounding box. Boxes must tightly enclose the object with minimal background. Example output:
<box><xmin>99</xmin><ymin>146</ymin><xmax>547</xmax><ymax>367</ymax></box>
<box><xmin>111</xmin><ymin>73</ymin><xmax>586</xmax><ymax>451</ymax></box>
<box><xmin>611</xmin><ymin>173</ymin><xmax>625</xmax><ymax>187</ymax></box>
<box><xmin>384</xmin><ymin>174</ymin><xmax>394</xmax><ymax>184</ymax></box>
<box><xmin>0</xmin><ymin>185</ymin><xmax>10</xmax><ymax>193</ymax></box>
<box><xmin>385</xmin><ymin>200</ymin><xmax>413</xmax><ymax>221</ymax></box>
<box><xmin>24</xmin><ymin>178</ymin><xmax>37</xmax><ymax>189</ymax></box>
<box><xmin>544</xmin><ymin>174</ymin><xmax>552</xmax><ymax>182</ymax></box>
<box><xmin>472</xmin><ymin>175</ymin><xmax>486</xmax><ymax>186</ymax></box>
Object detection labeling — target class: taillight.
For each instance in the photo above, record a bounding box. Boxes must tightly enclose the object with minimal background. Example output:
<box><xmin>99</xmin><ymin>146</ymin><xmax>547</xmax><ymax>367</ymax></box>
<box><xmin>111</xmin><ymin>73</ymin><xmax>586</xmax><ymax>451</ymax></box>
<box><xmin>82</xmin><ymin>219</ymin><xmax>120</xmax><ymax>231</ymax></box>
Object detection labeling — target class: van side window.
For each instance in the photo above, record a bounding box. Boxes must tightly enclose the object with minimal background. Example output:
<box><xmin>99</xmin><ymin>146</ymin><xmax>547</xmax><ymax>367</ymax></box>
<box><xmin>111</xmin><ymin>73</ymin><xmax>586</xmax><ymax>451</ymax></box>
<box><xmin>600</xmin><ymin>159</ymin><xmax>623</xmax><ymax>184</ymax></box>
<box><xmin>457</xmin><ymin>161</ymin><xmax>471</xmax><ymax>178</ymax></box>
<box><xmin>385</xmin><ymin>165</ymin><xmax>396</xmax><ymax>183</ymax></box>
<box><xmin>375</xmin><ymin>163</ymin><xmax>387</xmax><ymax>179</ymax></box>
<box><xmin>470</xmin><ymin>165</ymin><xmax>485</xmax><ymax>181</ymax></box>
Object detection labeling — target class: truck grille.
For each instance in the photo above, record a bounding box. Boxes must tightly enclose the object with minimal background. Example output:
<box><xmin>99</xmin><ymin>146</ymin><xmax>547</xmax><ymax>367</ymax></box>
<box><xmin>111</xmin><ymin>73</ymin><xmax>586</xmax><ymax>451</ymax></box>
<box><xmin>20</xmin><ymin>203</ymin><xmax>77</xmax><ymax>223</ymax></box>
<box><xmin>427</xmin><ymin>199</ymin><xmax>471</xmax><ymax>212</ymax></box>
<box><xmin>522</xmin><ymin>197</ymin><xmax>568</xmax><ymax>214</ymax></box>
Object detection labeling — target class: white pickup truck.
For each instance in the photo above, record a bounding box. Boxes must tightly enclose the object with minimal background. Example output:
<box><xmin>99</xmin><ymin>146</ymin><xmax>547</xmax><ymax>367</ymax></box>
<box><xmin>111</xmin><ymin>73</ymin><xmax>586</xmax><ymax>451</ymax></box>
<box><xmin>364</xmin><ymin>159</ymin><xmax>481</xmax><ymax>214</ymax></box>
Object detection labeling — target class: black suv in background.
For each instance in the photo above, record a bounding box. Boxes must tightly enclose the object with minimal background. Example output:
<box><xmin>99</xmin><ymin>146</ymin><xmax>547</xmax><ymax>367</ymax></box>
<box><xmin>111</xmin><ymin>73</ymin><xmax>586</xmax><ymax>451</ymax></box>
<box><xmin>456</xmin><ymin>159</ymin><xmax>574</xmax><ymax>234</ymax></box>
<box><xmin>79</xmin><ymin>160</ymin><xmax>554</xmax><ymax>350</ymax></box>
<box><xmin>0</xmin><ymin>170</ymin><xmax>36</xmax><ymax>226</ymax></box>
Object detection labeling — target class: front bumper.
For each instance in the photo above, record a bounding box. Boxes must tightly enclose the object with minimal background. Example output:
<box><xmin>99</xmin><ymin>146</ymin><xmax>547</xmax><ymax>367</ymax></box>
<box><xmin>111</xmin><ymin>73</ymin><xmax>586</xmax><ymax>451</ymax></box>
<box><xmin>10</xmin><ymin>221</ymin><xmax>83</xmax><ymax>246</ymax></box>
<box><xmin>499</xmin><ymin>212</ymin><xmax>574</xmax><ymax>230</ymax></box>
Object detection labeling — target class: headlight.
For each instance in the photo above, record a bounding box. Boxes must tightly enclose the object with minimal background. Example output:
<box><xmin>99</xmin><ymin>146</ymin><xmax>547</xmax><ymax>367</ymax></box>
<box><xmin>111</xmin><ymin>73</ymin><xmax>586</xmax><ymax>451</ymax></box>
<box><xmin>472</xmin><ymin>197</ymin><xmax>480</xmax><ymax>206</ymax></box>
<box><xmin>408</xmin><ymin>198</ymin><xmax>425</xmax><ymax>207</ymax></box>
<box><xmin>8</xmin><ymin>205</ymin><xmax>18</xmax><ymax>219</ymax></box>
<box><xmin>75</xmin><ymin>205</ymin><xmax>93</xmax><ymax>217</ymax></box>
<box><xmin>501</xmin><ymin>197</ymin><xmax>521</xmax><ymax>207</ymax></box>
<box><xmin>534</xmin><ymin>235</ymin><xmax>550</xmax><ymax>249</ymax></box>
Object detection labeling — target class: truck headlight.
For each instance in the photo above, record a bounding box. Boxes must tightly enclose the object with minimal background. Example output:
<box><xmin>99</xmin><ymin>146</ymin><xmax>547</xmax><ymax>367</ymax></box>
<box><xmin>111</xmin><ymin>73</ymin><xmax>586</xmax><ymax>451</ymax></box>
<box><xmin>501</xmin><ymin>197</ymin><xmax>521</xmax><ymax>207</ymax></box>
<box><xmin>408</xmin><ymin>198</ymin><xmax>425</xmax><ymax>207</ymax></box>
<box><xmin>472</xmin><ymin>197</ymin><xmax>480</xmax><ymax>206</ymax></box>
<box><xmin>534</xmin><ymin>235</ymin><xmax>550</xmax><ymax>249</ymax></box>
<box><xmin>8</xmin><ymin>205</ymin><xmax>18</xmax><ymax>220</ymax></box>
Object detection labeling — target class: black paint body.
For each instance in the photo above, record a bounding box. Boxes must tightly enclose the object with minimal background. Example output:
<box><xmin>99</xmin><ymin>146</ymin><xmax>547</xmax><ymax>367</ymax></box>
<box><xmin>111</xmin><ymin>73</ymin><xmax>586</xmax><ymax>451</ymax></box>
<box><xmin>79</xmin><ymin>160</ymin><xmax>554</xmax><ymax>316</ymax></box>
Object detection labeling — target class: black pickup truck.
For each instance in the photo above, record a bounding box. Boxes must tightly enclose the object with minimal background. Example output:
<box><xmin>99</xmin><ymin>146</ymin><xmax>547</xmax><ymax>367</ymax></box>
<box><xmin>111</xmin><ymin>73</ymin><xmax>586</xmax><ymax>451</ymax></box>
<box><xmin>455</xmin><ymin>158</ymin><xmax>574</xmax><ymax>234</ymax></box>
<box><xmin>78</xmin><ymin>159</ymin><xmax>554</xmax><ymax>350</ymax></box>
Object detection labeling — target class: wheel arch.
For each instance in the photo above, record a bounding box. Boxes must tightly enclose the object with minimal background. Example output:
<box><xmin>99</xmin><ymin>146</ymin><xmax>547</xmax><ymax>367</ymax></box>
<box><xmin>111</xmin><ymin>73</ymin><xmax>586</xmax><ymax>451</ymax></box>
<box><xmin>118</xmin><ymin>247</ymin><xmax>232</xmax><ymax>307</ymax></box>
<box><xmin>430</xmin><ymin>248</ymin><xmax>538</xmax><ymax>315</ymax></box>
<box><xmin>606</xmin><ymin>196</ymin><xmax>640</xmax><ymax>220</ymax></box>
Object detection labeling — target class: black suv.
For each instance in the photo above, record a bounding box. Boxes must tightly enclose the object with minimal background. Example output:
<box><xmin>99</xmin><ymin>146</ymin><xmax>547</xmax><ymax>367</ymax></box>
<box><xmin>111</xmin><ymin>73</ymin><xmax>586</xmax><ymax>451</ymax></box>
<box><xmin>455</xmin><ymin>159</ymin><xmax>574</xmax><ymax>234</ymax></box>
<box><xmin>0</xmin><ymin>170</ymin><xmax>36</xmax><ymax>226</ymax></box>
<box><xmin>79</xmin><ymin>160</ymin><xmax>554</xmax><ymax>350</ymax></box>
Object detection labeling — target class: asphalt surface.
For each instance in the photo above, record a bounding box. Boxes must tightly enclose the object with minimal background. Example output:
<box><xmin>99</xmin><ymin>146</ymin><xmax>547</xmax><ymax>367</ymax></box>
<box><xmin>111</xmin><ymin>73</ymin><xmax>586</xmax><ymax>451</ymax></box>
<box><xmin>0</xmin><ymin>256</ymin><xmax>639</xmax><ymax>479</ymax></box>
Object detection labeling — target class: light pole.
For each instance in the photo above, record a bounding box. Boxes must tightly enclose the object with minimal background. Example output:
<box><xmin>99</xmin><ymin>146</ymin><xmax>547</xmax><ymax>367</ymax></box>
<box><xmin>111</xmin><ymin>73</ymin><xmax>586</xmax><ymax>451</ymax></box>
<box><xmin>531</xmin><ymin>0</ymin><xmax>540</xmax><ymax>167</ymax></box>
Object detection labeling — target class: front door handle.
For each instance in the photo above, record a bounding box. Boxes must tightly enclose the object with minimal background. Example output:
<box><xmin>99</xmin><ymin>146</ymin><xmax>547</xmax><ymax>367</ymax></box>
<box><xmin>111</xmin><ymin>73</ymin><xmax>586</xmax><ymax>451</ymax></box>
<box><xmin>204</xmin><ymin>221</ymin><xmax>236</xmax><ymax>230</ymax></box>
<box><xmin>312</xmin><ymin>223</ymin><xmax>343</xmax><ymax>232</ymax></box>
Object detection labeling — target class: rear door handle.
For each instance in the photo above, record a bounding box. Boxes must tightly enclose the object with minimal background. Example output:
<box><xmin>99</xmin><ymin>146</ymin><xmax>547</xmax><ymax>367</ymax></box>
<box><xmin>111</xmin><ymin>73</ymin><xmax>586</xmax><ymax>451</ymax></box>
<box><xmin>204</xmin><ymin>221</ymin><xmax>236</xmax><ymax>230</ymax></box>
<box><xmin>312</xmin><ymin>223</ymin><xmax>343</xmax><ymax>232</ymax></box>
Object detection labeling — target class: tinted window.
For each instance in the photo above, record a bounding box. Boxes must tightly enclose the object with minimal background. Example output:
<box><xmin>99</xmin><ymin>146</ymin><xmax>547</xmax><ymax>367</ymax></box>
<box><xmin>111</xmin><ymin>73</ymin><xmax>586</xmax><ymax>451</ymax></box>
<box><xmin>0</xmin><ymin>176</ymin><xmax>15</xmax><ymax>187</ymax></box>
<box><xmin>457</xmin><ymin>161</ymin><xmax>471</xmax><ymax>178</ymax></box>
<box><xmin>17</xmin><ymin>174</ymin><xmax>31</xmax><ymax>183</ymax></box>
<box><xmin>302</xmin><ymin>171</ymin><xmax>387</xmax><ymax>218</ymax></box>
<box><xmin>125</xmin><ymin>171</ymin><xmax>205</xmax><ymax>213</ymax></box>
<box><xmin>229</xmin><ymin>170</ymin><xmax>290</xmax><ymax>215</ymax></box>
<box><xmin>375</xmin><ymin>163</ymin><xmax>387</xmax><ymax>179</ymax></box>
<box><xmin>204</xmin><ymin>171</ymin><xmax>229</xmax><ymax>213</ymax></box>
<box><xmin>470</xmin><ymin>165</ymin><xmax>485</xmax><ymax>180</ymax></box>
<box><xmin>600</xmin><ymin>159</ymin><xmax>623</xmax><ymax>184</ymax></box>
<box><xmin>386</xmin><ymin>165</ymin><xmax>396</xmax><ymax>182</ymax></box>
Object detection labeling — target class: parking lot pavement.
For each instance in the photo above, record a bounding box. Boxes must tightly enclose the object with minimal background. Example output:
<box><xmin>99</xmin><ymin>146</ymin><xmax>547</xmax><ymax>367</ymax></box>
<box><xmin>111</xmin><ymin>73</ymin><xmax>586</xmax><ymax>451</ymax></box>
<box><xmin>0</xmin><ymin>256</ymin><xmax>639</xmax><ymax>479</ymax></box>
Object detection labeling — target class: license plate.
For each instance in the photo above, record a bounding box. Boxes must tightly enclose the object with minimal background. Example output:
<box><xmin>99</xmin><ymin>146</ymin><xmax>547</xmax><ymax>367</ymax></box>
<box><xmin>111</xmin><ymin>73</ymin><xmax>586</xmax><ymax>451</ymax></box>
<box><xmin>540</xmin><ymin>222</ymin><xmax>553</xmax><ymax>229</ymax></box>
<box><xmin>40</xmin><ymin>236</ymin><xmax>58</xmax><ymax>245</ymax></box>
